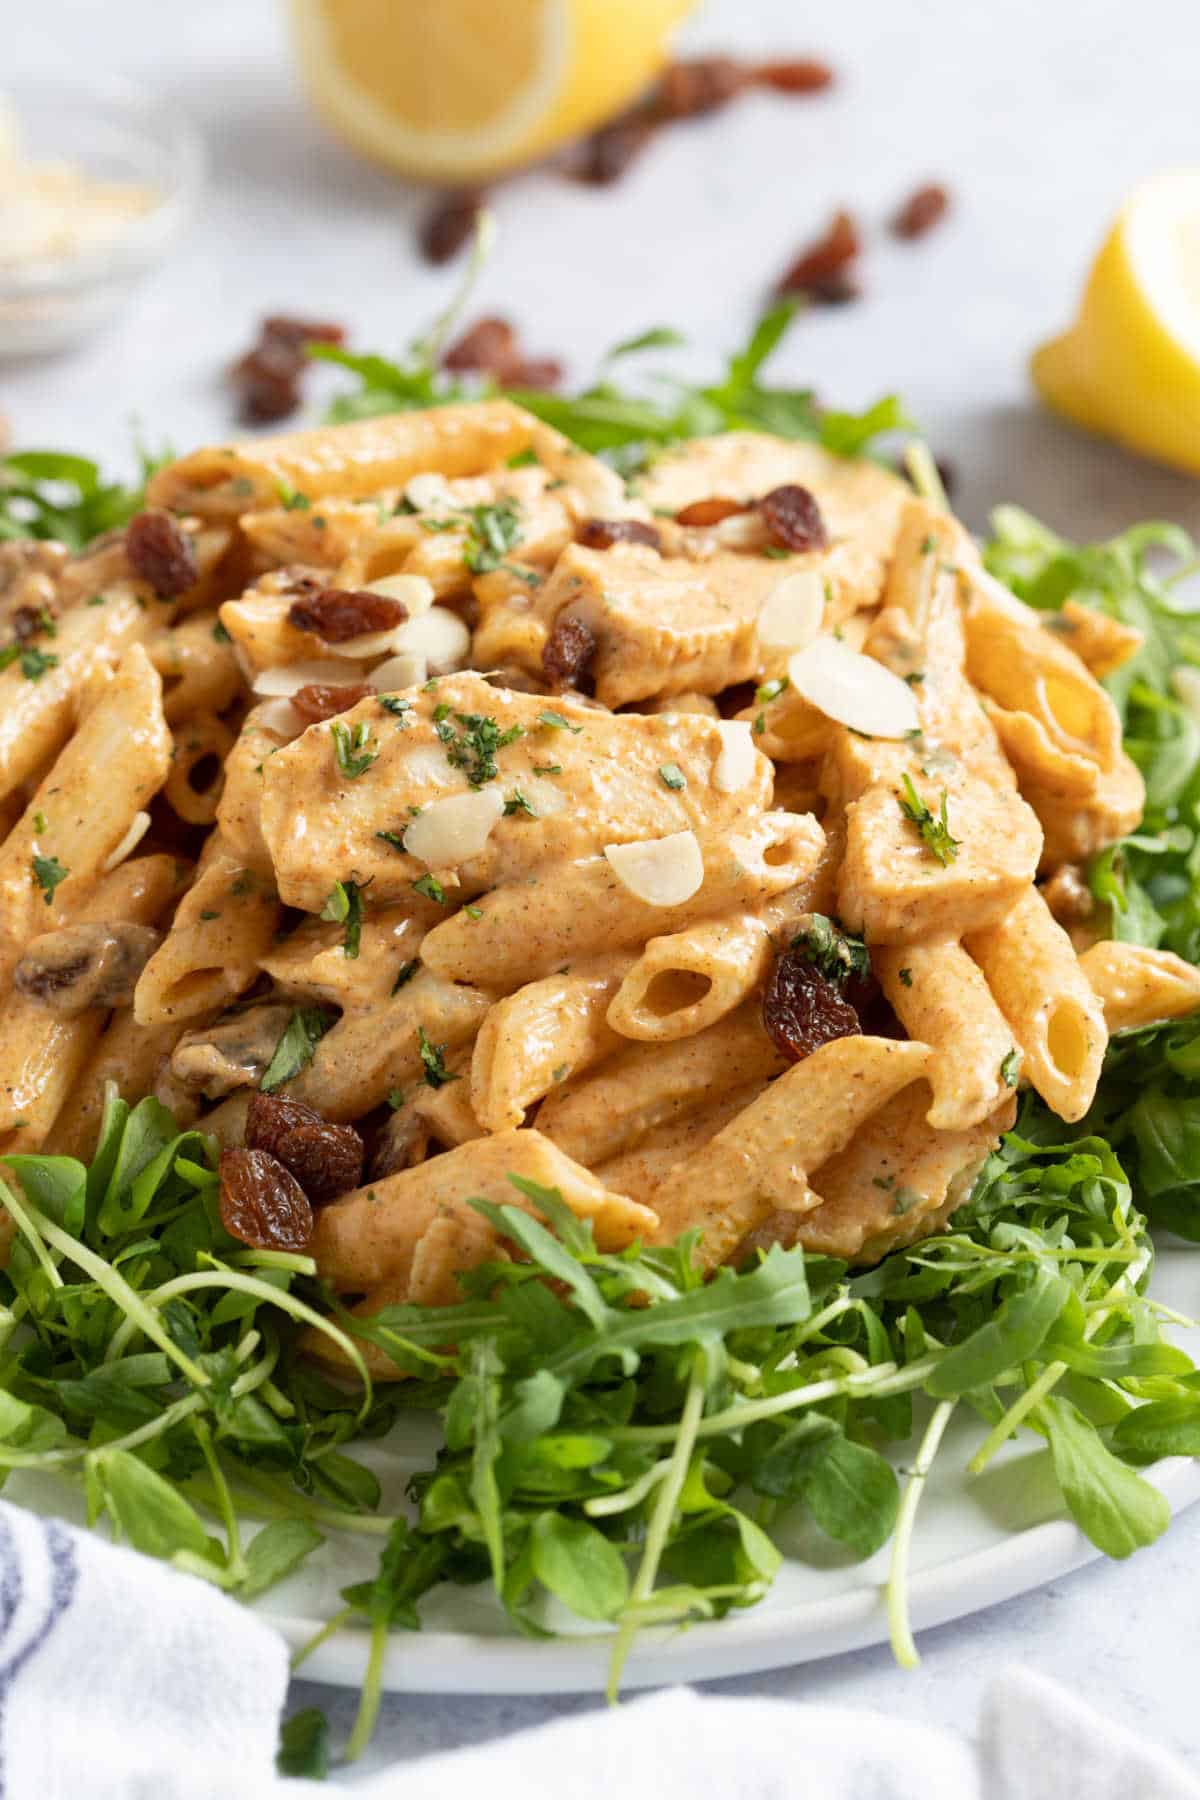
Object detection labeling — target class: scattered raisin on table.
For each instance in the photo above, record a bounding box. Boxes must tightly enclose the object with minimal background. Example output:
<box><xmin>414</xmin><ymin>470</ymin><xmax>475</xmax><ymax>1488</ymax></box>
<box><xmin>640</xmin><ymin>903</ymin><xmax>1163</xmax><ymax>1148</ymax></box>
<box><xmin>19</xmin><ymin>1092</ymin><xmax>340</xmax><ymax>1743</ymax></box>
<box><xmin>758</xmin><ymin>485</ymin><xmax>828</xmax><ymax>553</ymax></box>
<box><xmin>288</xmin><ymin>586</ymin><xmax>408</xmax><ymax>642</ymax></box>
<box><xmin>542</xmin><ymin>615</ymin><xmax>596</xmax><ymax>692</ymax></box>
<box><xmin>420</xmin><ymin>189</ymin><xmax>486</xmax><ymax>264</ymax></box>
<box><xmin>125</xmin><ymin>511</ymin><xmax>198</xmax><ymax>599</ymax></box>
<box><xmin>576</xmin><ymin>518</ymin><xmax>662</xmax><ymax>552</ymax></box>
<box><xmin>752</xmin><ymin>58</ymin><xmax>834</xmax><ymax>94</ymax></box>
<box><xmin>675</xmin><ymin>497</ymin><xmax>747</xmax><ymax>527</ymax></box>
<box><xmin>442</xmin><ymin>315</ymin><xmax>564</xmax><ymax>389</ymax></box>
<box><xmin>245</xmin><ymin>1092</ymin><xmax>364</xmax><ymax>1206</ymax></box>
<box><xmin>219</xmin><ymin>1147</ymin><xmax>315</xmax><ymax>1252</ymax></box>
<box><xmin>260</xmin><ymin>315</ymin><xmax>345</xmax><ymax>352</ymax></box>
<box><xmin>655</xmin><ymin>56</ymin><xmax>747</xmax><ymax>120</ymax></box>
<box><xmin>290</xmin><ymin>682</ymin><xmax>374</xmax><ymax>723</ymax></box>
<box><xmin>891</xmin><ymin>183</ymin><xmax>950</xmax><ymax>240</ymax></box>
<box><xmin>763</xmin><ymin>949</ymin><xmax>862</xmax><ymax>1062</ymax></box>
<box><xmin>776</xmin><ymin>209</ymin><xmax>861</xmax><ymax>296</ymax></box>
<box><xmin>230</xmin><ymin>316</ymin><xmax>345</xmax><ymax>425</ymax></box>
<box><xmin>572</xmin><ymin>115</ymin><xmax>659</xmax><ymax>185</ymax></box>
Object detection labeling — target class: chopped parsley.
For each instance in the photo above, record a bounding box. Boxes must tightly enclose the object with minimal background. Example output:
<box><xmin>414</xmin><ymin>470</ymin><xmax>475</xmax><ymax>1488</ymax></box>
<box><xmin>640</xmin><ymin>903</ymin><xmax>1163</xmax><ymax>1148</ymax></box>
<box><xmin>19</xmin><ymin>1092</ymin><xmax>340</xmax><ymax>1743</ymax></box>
<box><xmin>462</xmin><ymin>498</ymin><xmax>523</xmax><ymax>575</ymax></box>
<box><xmin>898</xmin><ymin>967</ymin><xmax>913</xmax><ymax>988</ymax></box>
<box><xmin>376</xmin><ymin>829</ymin><xmax>407</xmax><ymax>853</ymax></box>
<box><xmin>437</xmin><ymin>711</ymin><xmax>523</xmax><ymax>787</ymax></box>
<box><xmin>503</xmin><ymin>791</ymin><xmax>535</xmax><ymax>817</ymax></box>
<box><xmin>386</xmin><ymin>1088</ymin><xmax>405</xmax><ymax>1110</ymax></box>
<box><xmin>32</xmin><ymin>810</ymin><xmax>47</xmax><ymax>834</ymax></box>
<box><xmin>754</xmin><ymin>713</ymin><xmax>767</xmax><ymax>735</ymax></box>
<box><xmin>412</xmin><ymin>873</ymin><xmax>446</xmax><ymax>904</ymax></box>
<box><xmin>903</xmin><ymin>671</ymin><xmax>925</xmax><ymax>686</ymax></box>
<box><xmin>31</xmin><ymin>853</ymin><xmax>68</xmax><ymax>904</ymax></box>
<box><xmin>417</xmin><ymin>1025</ymin><xmax>457</xmax><ymax>1089</ymax></box>
<box><xmin>658</xmin><ymin>763</ymin><xmax>687</xmax><ymax>791</ymax></box>
<box><xmin>330</xmin><ymin>719</ymin><xmax>378</xmax><ymax>780</ymax></box>
<box><xmin>537</xmin><ymin>709</ymin><xmax>583</xmax><ymax>735</ymax></box>
<box><xmin>320</xmin><ymin>878</ymin><xmax>368</xmax><ymax>958</ymax></box>
<box><xmin>379</xmin><ymin>695</ymin><xmax>413</xmax><ymax>721</ymax></box>
<box><xmin>212</xmin><ymin>620</ymin><xmax>232</xmax><ymax>644</ymax></box>
<box><xmin>756</xmin><ymin>676</ymin><xmax>788</xmax><ymax>704</ymax></box>
<box><xmin>0</xmin><ymin>644</ymin><xmax>59</xmax><ymax>680</ymax></box>
<box><xmin>392</xmin><ymin>959</ymin><xmax>419</xmax><ymax>993</ymax></box>
<box><xmin>792</xmin><ymin>914</ymin><xmax>870</xmax><ymax>985</ymax></box>
<box><xmin>552</xmin><ymin>1063</ymin><xmax>569</xmax><ymax>1082</ymax></box>
<box><xmin>919</xmin><ymin>534</ymin><xmax>936</xmax><ymax>555</ymax></box>
<box><xmin>898</xmin><ymin>775</ymin><xmax>961</xmax><ymax>866</ymax></box>
<box><xmin>762</xmin><ymin>545</ymin><xmax>792</xmax><ymax>560</ymax></box>
<box><xmin>531</xmin><ymin>763</ymin><xmax>562</xmax><ymax>777</ymax></box>
<box><xmin>260</xmin><ymin>1007</ymin><xmax>335</xmax><ymax>1093</ymax></box>
<box><xmin>506</xmin><ymin>447</ymin><xmax>539</xmax><ymax>468</ymax></box>
<box><xmin>464</xmin><ymin>904</ymin><xmax>483</xmax><ymax>919</ymax></box>
<box><xmin>276</xmin><ymin>481</ymin><xmax>311</xmax><ymax>511</ymax></box>
<box><xmin>1000</xmin><ymin>1049</ymin><xmax>1022</xmax><ymax>1088</ymax></box>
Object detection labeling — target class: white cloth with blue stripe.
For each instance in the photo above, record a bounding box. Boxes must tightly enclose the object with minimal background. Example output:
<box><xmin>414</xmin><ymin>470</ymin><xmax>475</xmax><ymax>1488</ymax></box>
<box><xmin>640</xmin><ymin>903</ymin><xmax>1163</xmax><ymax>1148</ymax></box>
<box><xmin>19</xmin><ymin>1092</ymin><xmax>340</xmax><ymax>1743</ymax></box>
<box><xmin>2</xmin><ymin>1498</ymin><xmax>1197</xmax><ymax>1799</ymax></box>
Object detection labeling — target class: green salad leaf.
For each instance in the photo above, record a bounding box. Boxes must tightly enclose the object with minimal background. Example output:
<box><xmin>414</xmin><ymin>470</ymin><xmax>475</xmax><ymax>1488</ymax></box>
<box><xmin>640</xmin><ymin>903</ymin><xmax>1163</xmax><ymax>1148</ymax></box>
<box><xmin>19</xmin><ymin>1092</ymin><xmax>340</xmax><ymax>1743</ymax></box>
<box><xmin>1</xmin><ymin>443</ymin><xmax>169</xmax><ymax>550</ymax></box>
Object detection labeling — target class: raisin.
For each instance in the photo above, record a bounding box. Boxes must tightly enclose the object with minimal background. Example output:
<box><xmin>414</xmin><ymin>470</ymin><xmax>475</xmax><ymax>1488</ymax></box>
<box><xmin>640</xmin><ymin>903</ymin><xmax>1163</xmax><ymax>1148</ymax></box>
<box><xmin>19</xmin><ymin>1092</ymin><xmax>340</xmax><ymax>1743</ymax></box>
<box><xmin>219</xmin><ymin>1147</ymin><xmax>314</xmax><ymax>1251</ymax></box>
<box><xmin>763</xmin><ymin>949</ymin><xmax>861</xmax><ymax>1063</ymax></box>
<box><xmin>245</xmin><ymin>1091</ymin><xmax>364</xmax><ymax>1205</ymax></box>
<box><xmin>230</xmin><ymin>340</ymin><xmax>303</xmax><ymax>424</ymax></box>
<box><xmin>506</xmin><ymin>357</ymin><xmax>564</xmax><ymax>391</ymax></box>
<box><xmin>125</xmin><ymin>511</ymin><xmax>198</xmax><ymax>599</ymax></box>
<box><xmin>776</xmin><ymin>209</ymin><xmax>860</xmax><ymax>296</ymax></box>
<box><xmin>807</xmin><ymin>271</ymin><xmax>862</xmax><ymax>306</ymax></box>
<box><xmin>577</xmin><ymin>518</ymin><xmax>661</xmax><ymax>552</ymax></box>
<box><xmin>420</xmin><ymin>188</ymin><xmax>486</xmax><ymax>264</ymax></box>
<box><xmin>443</xmin><ymin>316</ymin><xmax>519</xmax><ymax>375</ymax></box>
<box><xmin>675</xmin><ymin>497</ymin><xmax>747</xmax><ymax>527</ymax></box>
<box><xmin>653</xmin><ymin>56</ymin><xmax>747</xmax><ymax>120</ymax></box>
<box><xmin>752</xmin><ymin>58</ymin><xmax>834</xmax><ymax>94</ymax></box>
<box><xmin>288</xmin><ymin>586</ymin><xmax>408</xmax><ymax>642</ymax></box>
<box><xmin>542</xmin><ymin>615</ymin><xmax>596</xmax><ymax>692</ymax></box>
<box><xmin>261</xmin><ymin>315</ymin><xmax>345</xmax><ymax>351</ymax></box>
<box><xmin>290</xmin><ymin>681</ymin><xmax>373</xmax><ymax>723</ymax></box>
<box><xmin>891</xmin><ymin>183</ymin><xmax>950</xmax><ymax>241</ymax></box>
<box><xmin>758</xmin><ymin>485</ymin><xmax>828</xmax><ymax>553</ymax></box>
<box><xmin>573</xmin><ymin>115</ymin><xmax>659</xmax><ymax>185</ymax></box>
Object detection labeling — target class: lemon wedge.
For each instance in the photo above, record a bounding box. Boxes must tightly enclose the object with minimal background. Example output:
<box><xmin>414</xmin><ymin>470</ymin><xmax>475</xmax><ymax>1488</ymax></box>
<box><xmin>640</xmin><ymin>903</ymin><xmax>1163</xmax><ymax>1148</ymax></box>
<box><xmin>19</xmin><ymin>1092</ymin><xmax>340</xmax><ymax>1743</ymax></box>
<box><xmin>287</xmin><ymin>0</ymin><xmax>695</xmax><ymax>184</ymax></box>
<box><xmin>1032</xmin><ymin>169</ymin><xmax>1200</xmax><ymax>475</ymax></box>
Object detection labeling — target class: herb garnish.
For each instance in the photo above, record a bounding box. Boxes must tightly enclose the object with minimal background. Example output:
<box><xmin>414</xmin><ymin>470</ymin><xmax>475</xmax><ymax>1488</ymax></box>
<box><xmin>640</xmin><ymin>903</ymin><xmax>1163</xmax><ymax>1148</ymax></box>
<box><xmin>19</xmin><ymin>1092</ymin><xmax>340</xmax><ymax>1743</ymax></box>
<box><xmin>320</xmin><ymin>879</ymin><xmax>368</xmax><ymax>959</ymax></box>
<box><xmin>503</xmin><ymin>791</ymin><xmax>534</xmax><ymax>817</ymax></box>
<box><xmin>260</xmin><ymin>1007</ymin><xmax>335</xmax><ymax>1092</ymax></box>
<box><xmin>330</xmin><ymin>719</ymin><xmax>378</xmax><ymax>780</ymax></box>
<box><xmin>392</xmin><ymin>959</ymin><xmax>419</xmax><ymax>993</ymax></box>
<box><xmin>793</xmin><ymin>914</ymin><xmax>870</xmax><ymax>984</ymax></box>
<box><xmin>658</xmin><ymin>763</ymin><xmax>687</xmax><ymax>791</ymax></box>
<box><xmin>462</xmin><ymin>499</ymin><xmax>523</xmax><ymax>574</ymax></box>
<box><xmin>1000</xmin><ymin>1049</ymin><xmax>1022</xmax><ymax>1087</ymax></box>
<box><xmin>412</xmin><ymin>873</ymin><xmax>446</xmax><ymax>904</ymax></box>
<box><xmin>31</xmin><ymin>853</ymin><xmax>68</xmax><ymax>904</ymax></box>
<box><xmin>537</xmin><ymin>709</ymin><xmax>582</xmax><ymax>735</ymax></box>
<box><xmin>379</xmin><ymin>696</ymin><xmax>413</xmax><ymax>720</ymax></box>
<box><xmin>898</xmin><ymin>775</ymin><xmax>960</xmax><ymax>865</ymax></box>
<box><xmin>437</xmin><ymin>711</ymin><xmax>523</xmax><ymax>787</ymax></box>
<box><xmin>417</xmin><ymin>1025</ymin><xmax>457</xmax><ymax>1088</ymax></box>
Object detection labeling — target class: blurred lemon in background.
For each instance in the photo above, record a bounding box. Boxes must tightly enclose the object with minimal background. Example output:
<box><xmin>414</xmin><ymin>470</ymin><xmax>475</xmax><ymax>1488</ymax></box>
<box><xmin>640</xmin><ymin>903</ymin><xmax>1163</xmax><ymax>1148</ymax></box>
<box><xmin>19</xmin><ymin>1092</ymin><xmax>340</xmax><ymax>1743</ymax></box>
<box><xmin>288</xmin><ymin>0</ymin><xmax>696</xmax><ymax>183</ymax></box>
<box><xmin>1032</xmin><ymin>169</ymin><xmax>1200</xmax><ymax>475</ymax></box>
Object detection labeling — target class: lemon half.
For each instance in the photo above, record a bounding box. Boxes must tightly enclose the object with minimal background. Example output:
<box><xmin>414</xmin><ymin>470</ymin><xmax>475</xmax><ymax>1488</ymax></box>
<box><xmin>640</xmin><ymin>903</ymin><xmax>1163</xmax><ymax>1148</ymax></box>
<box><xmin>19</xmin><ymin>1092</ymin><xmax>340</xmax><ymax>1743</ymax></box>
<box><xmin>1032</xmin><ymin>169</ymin><xmax>1200</xmax><ymax>475</ymax></box>
<box><xmin>288</xmin><ymin>0</ymin><xmax>695</xmax><ymax>184</ymax></box>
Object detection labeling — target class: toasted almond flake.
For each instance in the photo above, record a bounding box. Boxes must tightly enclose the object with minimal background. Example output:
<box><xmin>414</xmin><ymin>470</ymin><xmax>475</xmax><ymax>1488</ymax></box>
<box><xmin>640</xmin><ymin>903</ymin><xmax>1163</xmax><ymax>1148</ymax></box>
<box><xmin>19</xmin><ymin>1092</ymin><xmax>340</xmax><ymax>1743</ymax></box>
<box><xmin>525</xmin><ymin>775</ymin><xmax>570</xmax><ymax>818</ymax></box>
<box><xmin>253</xmin><ymin>658</ymin><xmax>349</xmax><ymax>698</ymax></box>
<box><xmin>363</xmin><ymin>572</ymin><xmax>436</xmax><ymax>615</ymax></box>
<box><xmin>787</xmin><ymin>636</ymin><xmax>920</xmax><ymax>740</ymax></box>
<box><xmin>255</xmin><ymin>697</ymin><xmax>306</xmax><ymax>739</ymax></box>
<box><xmin>100</xmin><ymin>811</ymin><xmax>151</xmax><ymax>874</ymax></box>
<box><xmin>398</xmin><ymin>744</ymin><xmax>460</xmax><ymax>790</ymax></box>
<box><xmin>324</xmin><ymin>625</ymin><xmax>412</xmax><ymax>660</ymax></box>
<box><xmin>404</xmin><ymin>473</ymin><xmax>453</xmax><ymax>512</ymax></box>
<box><xmin>713</xmin><ymin>720</ymin><xmax>756</xmax><ymax>794</ymax></box>
<box><xmin>757</xmin><ymin>569</ymin><xmax>826</xmax><ymax>651</ymax></box>
<box><xmin>369</xmin><ymin>650</ymin><xmax>429</xmax><ymax>692</ymax></box>
<box><xmin>604</xmin><ymin>832</ymin><xmax>704</xmax><ymax>908</ymax></box>
<box><xmin>393</xmin><ymin>605</ymin><xmax>472</xmax><ymax>674</ymax></box>
<box><xmin>404</xmin><ymin>787</ymin><xmax>505</xmax><ymax>867</ymax></box>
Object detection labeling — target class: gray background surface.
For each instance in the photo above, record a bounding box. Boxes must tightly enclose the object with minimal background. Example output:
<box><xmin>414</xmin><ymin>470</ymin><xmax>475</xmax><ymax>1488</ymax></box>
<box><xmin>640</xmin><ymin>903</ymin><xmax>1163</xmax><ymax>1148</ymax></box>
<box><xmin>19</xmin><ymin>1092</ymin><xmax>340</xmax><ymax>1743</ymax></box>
<box><xmin>8</xmin><ymin>0</ymin><xmax>1200</xmax><ymax>1778</ymax></box>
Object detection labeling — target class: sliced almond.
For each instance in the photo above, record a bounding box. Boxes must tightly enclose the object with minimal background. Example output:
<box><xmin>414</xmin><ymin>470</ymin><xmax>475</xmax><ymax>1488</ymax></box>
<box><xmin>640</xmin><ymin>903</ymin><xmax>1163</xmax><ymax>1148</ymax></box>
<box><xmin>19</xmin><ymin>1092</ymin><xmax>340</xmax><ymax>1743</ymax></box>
<box><xmin>404</xmin><ymin>787</ymin><xmax>505</xmax><ymax>868</ymax></box>
<box><xmin>604</xmin><ymin>832</ymin><xmax>704</xmax><ymax>907</ymax></box>
<box><xmin>757</xmin><ymin>569</ymin><xmax>825</xmax><ymax>651</ymax></box>
<box><xmin>369</xmin><ymin>650</ymin><xmax>429</xmax><ymax>692</ymax></box>
<box><xmin>404</xmin><ymin>473</ymin><xmax>454</xmax><ymax>513</ymax></box>
<box><xmin>393</xmin><ymin>606</ymin><xmax>472</xmax><ymax>674</ymax></box>
<box><xmin>787</xmin><ymin>636</ymin><xmax>920</xmax><ymax>740</ymax></box>
<box><xmin>712</xmin><ymin>719</ymin><xmax>757</xmax><ymax>794</ymax></box>
<box><xmin>364</xmin><ymin>572</ymin><xmax>436</xmax><ymax>616</ymax></box>
<box><xmin>100</xmin><ymin>810</ymin><xmax>151</xmax><ymax>874</ymax></box>
<box><xmin>253</xmin><ymin>658</ymin><xmax>349</xmax><ymax>698</ymax></box>
<box><xmin>254</xmin><ymin>697</ymin><xmax>306</xmax><ymax>739</ymax></box>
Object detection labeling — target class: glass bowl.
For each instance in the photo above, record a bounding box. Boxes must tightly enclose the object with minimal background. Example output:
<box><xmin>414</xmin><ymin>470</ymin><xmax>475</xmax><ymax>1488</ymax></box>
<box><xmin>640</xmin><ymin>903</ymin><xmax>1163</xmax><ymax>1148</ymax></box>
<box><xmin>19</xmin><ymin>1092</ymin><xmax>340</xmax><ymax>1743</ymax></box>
<box><xmin>0</xmin><ymin>76</ymin><xmax>205</xmax><ymax>357</ymax></box>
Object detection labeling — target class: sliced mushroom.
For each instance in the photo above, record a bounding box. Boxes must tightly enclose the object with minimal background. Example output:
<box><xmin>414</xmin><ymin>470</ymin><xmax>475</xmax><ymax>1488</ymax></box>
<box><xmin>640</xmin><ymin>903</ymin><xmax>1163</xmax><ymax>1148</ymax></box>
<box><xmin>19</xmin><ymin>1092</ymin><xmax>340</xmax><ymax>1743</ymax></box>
<box><xmin>370</xmin><ymin>1106</ymin><xmax>431</xmax><ymax>1180</ymax></box>
<box><xmin>170</xmin><ymin>1001</ymin><xmax>296</xmax><ymax>1100</ymax></box>
<box><xmin>13</xmin><ymin>923</ymin><xmax>162</xmax><ymax>1016</ymax></box>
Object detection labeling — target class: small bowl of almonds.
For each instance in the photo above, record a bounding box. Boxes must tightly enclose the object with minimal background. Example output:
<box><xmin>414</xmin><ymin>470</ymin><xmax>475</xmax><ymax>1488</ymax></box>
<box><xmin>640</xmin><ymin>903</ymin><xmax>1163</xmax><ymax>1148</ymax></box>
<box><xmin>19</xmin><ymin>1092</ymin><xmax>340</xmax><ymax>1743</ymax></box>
<box><xmin>0</xmin><ymin>76</ymin><xmax>205</xmax><ymax>357</ymax></box>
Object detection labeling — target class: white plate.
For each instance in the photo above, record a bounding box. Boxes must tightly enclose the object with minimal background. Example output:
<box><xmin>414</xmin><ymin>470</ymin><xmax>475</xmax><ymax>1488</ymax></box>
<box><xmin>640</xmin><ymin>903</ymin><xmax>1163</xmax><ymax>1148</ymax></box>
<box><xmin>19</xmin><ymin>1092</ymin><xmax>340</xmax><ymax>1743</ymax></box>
<box><xmin>13</xmin><ymin>1243</ymin><xmax>1200</xmax><ymax>1695</ymax></box>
